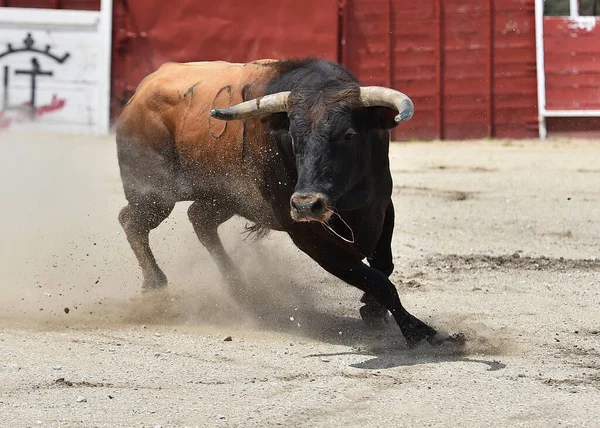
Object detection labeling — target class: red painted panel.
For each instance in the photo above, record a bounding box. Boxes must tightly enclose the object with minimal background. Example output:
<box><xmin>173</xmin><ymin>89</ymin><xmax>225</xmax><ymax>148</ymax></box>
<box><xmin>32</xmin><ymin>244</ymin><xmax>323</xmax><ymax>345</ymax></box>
<box><xmin>544</xmin><ymin>53</ymin><xmax>599</xmax><ymax>72</ymax></box>
<box><xmin>547</xmin><ymin>117</ymin><xmax>600</xmax><ymax>137</ymax></box>
<box><xmin>391</xmin><ymin>0</ymin><xmax>441</xmax><ymax>141</ymax></box>
<box><xmin>440</xmin><ymin>0</ymin><xmax>492</xmax><ymax>140</ymax></box>
<box><xmin>546</xmin><ymin>88</ymin><xmax>600</xmax><ymax>109</ymax></box>
<box><xmin>111</xmin><ymin>0</ymin><xmax>339</xmax><ymax>119</ymax></box>
<box><xmin>343</xmin><ymin>0</ymin><xmax>441</xmax><ymax>141</ymax></box>
<box><xmin>342</xmin><ymin>0</ymin><xmax>391</xmax><ymax>87</ymax></box>
<box><xmin>492</xmin><ymin>0</ymin><xmax>538</xmax><ymax>139</ymax></box>
<box><xmin>494</xmin><ymin>78</ymin><xmax>538</xmax><ymax>102</ymax></box>
<box><xmin>544</xmin><ymin>38</ymin><xmax>600</xmax><ymax>54</ymax></box>
<box><xmin>544</xmin><ymin>73</ymin><xmax>600</xmax><ymax>87</ymax></box>
<box><xmin>544</xmin><ymin>17</ymin><xmax>600</xmax><ymax>111</ymax></box>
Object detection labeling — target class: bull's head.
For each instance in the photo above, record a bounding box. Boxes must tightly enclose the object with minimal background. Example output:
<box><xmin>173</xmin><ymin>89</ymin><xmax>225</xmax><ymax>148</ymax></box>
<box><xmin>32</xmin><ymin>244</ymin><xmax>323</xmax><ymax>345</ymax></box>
<box><xmin>210</xmin><ymin>82</ymin><xmax>413</xmax><ymax>223</ymax></box>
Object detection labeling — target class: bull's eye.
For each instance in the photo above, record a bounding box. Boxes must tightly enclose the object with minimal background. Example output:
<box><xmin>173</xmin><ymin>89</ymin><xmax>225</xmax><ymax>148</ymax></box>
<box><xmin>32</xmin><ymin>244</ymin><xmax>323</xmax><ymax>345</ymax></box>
<box><xmin>344</xmin><ymin>129</ymin><xmax>357</xmax><ymax>141</ymax></box>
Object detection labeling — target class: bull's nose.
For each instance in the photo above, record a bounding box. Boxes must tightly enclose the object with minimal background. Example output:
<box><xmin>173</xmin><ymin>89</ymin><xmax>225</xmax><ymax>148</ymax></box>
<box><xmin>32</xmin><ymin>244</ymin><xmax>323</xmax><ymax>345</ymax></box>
<box><xmin>290</xmin><ymin>193</ymin><xmax>329</xmax><ymax>221</ymax></box>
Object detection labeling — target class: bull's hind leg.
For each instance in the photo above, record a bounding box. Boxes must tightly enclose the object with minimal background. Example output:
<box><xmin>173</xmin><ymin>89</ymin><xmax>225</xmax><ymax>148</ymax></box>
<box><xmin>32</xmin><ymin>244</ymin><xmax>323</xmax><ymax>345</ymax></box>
<box><xmin>116</xmin><ymin>117</ymin><xmax>180</xmax><ymax>292</ymax></box>
<box><xmin>187</xmin><ymin>200</ymin><xmax>246</xmax><ymax>294</ymax></box>
<box><xmin>119</xmin><ymin>198</ymin><xmax>175</xmax><ymax>291</ymax></box>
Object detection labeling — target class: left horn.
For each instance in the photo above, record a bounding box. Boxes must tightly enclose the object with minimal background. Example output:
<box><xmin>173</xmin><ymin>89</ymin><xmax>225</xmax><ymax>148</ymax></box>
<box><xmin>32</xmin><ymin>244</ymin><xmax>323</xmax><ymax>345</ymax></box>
<box><xmin>210</xmin><ymin>91</ymin><xmax>291</xmax><ymax>121</ymax></box>
<box><xmin>359</xmin><ymin>86</ymin><xmax>414</xmax><ymax>123</ymax></box>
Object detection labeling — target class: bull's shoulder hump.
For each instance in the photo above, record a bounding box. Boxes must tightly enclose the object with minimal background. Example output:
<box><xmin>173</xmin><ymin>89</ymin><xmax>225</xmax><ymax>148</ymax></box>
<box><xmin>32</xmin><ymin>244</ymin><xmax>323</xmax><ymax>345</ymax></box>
<box><xmin>177</xmin><ymin>59</ymin><xmax>280</xmax><ymax>69</ymax></box>
<box><xmin>151</xmin><ymin>59</ymin><xmax>279</xmax><ymax>90</ymax></box>
<box><xmin>124</xmin><ymin>59</ymin><xmax>280</xmax><ymax>113</ymax></box>
<box><xmin>130</xmin><ymin>70</ymin><xmax>182</xmax><ymax>108</ymax></box>
<box><xmin>147</xmin><ymin>59</ymin><xmax>281</xmax><ymax>78</ymax></box>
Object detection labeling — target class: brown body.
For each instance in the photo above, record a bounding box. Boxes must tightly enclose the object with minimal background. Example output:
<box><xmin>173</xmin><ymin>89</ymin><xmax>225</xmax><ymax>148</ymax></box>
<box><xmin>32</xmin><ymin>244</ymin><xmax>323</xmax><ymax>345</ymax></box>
<box><xmin>117</xmin><ymin>60</ymin><xmax>286</xmax><ymax>230</ymax></box>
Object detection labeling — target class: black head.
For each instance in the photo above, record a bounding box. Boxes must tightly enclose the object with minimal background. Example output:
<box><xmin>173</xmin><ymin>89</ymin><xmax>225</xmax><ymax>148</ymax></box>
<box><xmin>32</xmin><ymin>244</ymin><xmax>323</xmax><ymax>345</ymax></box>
<box><xmin>263</xmin><ymin>79</ymin><xmax>399</xmax><ymax>223</ymax></box>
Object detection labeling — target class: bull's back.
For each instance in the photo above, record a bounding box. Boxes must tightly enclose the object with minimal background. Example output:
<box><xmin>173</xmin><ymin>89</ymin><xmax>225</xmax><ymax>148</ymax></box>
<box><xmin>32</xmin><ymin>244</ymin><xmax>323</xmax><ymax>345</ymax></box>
<box><xmin>119</xmin><ymin>60</ymin><xmax>277</xmax><ymax>136</ymax></box>
<box><xmin>116</xmin><ymin>59</ymin><xmax>279</xmax><ymax>210</ymax></box>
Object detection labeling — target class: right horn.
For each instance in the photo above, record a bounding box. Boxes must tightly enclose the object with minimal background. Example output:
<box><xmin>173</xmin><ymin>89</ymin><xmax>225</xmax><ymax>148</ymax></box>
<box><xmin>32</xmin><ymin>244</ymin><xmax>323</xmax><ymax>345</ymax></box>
<box><xmin>210</xmin><ymin>91</ymin><xmax>291</xmax><ymax>121</ymax></box>
<box><xmin>359</xmin><ymin>86</ymin><xmax>414</xmax><ymax>123</ymax></box>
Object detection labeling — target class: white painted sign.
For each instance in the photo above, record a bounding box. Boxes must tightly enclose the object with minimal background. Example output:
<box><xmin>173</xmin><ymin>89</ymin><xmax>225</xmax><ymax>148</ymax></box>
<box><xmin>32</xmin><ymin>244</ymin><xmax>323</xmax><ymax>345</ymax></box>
<box><xmin>0</xmin><ymin>2</ymin><xmax>112</xmax><ymax>135</ymax></box>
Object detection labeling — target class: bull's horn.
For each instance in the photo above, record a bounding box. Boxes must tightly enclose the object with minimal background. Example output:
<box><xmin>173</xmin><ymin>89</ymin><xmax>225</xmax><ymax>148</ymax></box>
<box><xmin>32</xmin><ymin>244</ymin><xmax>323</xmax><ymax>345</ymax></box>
<box><xmin>359</xmin><ymin>86</ymin><xmax>414</xmax><ymax>123</ymax></box>
<box><xmin>210</xmin><ymin>91</ymin><xmax>291</xmax><ymax>120</ymax></box>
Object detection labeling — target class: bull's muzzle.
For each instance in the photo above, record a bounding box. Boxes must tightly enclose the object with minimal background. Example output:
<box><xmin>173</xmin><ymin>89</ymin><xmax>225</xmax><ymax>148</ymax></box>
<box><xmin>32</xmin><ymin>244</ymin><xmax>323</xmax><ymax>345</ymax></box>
<box><xmin>290</xmin><ymin>193</ymin><xmax>332</xmax><ymax>222</ymax></box>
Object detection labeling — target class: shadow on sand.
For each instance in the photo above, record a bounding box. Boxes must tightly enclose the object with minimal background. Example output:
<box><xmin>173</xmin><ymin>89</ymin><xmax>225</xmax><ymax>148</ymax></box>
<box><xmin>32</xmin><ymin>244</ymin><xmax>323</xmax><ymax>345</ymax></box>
<box><xmin>253</xmin><ymin>307</ymin><xmax>509</xmax><ymax>372</ymax></box>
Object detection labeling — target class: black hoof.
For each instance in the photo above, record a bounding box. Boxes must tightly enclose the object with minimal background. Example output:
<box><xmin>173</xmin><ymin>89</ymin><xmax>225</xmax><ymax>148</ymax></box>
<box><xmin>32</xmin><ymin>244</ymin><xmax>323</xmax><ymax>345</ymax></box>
<box><xmin>400</xmin><ymin>316</ymin><xmax>439</xmax><ymax>349</ymax></box>
<box><xmin>359</xmin><ymin>304</ymin><xmax>390</xmax><ymax>328</ymax></box>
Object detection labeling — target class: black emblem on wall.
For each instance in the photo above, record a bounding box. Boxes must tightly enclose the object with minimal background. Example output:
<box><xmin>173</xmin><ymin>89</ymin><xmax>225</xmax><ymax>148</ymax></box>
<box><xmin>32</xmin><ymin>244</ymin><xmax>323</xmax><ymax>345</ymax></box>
<box><xmin>0</xmin><ymin>32</ymin><xmax>70</xmax><ymax>120</ymax></box>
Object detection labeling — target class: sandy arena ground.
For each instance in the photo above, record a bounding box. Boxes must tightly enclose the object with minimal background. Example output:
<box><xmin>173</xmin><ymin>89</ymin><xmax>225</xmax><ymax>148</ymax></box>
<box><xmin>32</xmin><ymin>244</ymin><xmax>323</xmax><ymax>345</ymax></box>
<box><xmin>0</xmin><ymin>132</ymin><xmax>599</xmax><ymax>427</ymax></box>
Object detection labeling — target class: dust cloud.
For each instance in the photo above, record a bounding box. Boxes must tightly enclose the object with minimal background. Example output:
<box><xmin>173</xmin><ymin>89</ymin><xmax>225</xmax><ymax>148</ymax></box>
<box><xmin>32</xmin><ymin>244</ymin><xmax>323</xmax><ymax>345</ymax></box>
<box><xmin>437</xmin><ymin>315</ymin><xmax>520</xmax><ymax>357</ymax></box>
<box><xmin>0</xmin><ymin>132</ymin><xmax>323</xmax><ymax>337</ymax></box>
<box><xmin>1</xmin><ymin>213</ymin><xmax>324</xmax><ymax>336</ymax></box>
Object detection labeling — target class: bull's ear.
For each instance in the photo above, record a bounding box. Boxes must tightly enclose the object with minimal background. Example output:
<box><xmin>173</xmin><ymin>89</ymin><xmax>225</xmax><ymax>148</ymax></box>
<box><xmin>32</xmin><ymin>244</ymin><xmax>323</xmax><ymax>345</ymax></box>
<box><xmin>260</xmin><ymin>112</ymin><xmax>289</xmax><ymax>132</ymax></box>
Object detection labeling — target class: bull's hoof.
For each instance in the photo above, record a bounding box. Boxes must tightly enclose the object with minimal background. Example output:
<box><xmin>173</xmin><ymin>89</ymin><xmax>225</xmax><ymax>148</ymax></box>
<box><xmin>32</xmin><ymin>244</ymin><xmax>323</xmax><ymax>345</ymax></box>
<box><xmin>359</xmin><ymin>303</ymin><xmax>390</xmax><ymax>328</ymax></box>
<box><xmin>401</xmin><ymin>316</ymin><xmax>439</xmax><ymax>349</ymax></box>
<box><xmin>142</xmin><ymin>271</ymin><xmax>168</xmax><ymax>293</ymax></box>
<box><xmin>426</xmin><ymin>331</ymin><xmax>467</xmax><ymax>347</ymax></box>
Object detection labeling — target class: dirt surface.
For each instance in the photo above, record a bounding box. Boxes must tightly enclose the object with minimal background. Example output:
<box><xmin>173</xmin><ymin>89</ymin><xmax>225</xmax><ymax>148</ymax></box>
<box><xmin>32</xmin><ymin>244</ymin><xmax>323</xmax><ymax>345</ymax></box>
<box><xmin>1</xmin><ymin>132</ymin><xmax>599</xmax><ymax>427</ymax></box>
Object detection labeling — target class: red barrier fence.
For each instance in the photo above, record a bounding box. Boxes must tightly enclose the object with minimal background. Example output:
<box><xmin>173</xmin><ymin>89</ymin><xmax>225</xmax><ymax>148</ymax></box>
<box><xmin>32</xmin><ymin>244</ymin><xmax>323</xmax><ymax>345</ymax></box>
<box><xmin>343</xmin><ymin>0</ymin><xmax>538</xmax><ymax>140</ymax></box>
<box><xmin>2</xmin><ymin>0</ymin><xmax>543</xmax><ymax>140</ymax></box>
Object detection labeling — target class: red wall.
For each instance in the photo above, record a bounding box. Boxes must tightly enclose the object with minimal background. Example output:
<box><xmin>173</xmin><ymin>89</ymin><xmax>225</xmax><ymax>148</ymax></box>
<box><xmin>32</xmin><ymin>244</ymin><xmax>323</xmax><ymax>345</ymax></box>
<box><xmin>342</xmin><ymin>0</ymin><xmax>538</xmax><ymax>140</ymax></box>
<box><xmin>442</xmin><ymin>0</ymin><xmax>492</xmax><ymax>140</ymax></box>
<box><xmin>2</xmin><ymin>0</ymin><xmax>540</xmax><ymax>140</ymax></box>
<box><xmin>342</xmin><ymin>0</ymin><xmax>442</xmax><ymax>140</ymax></box>
<box><xmin>493</xmin><ymin>0</ymin><xmax>538</xmax><ymax>139</ymax></box>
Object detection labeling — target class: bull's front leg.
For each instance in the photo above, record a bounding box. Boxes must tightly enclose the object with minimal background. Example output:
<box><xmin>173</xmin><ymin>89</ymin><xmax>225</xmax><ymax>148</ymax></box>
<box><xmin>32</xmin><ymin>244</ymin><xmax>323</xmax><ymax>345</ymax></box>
<box><xmin>319</xmin><ymin>254</ymin><xmax>440</xmax><ymax>348</ymax></box>
<box><xmin>362</xmin><ymin>201</ymin><xmax>396</xmax><ymax>325</ymax></box>
<box><xmin>291</xmin><ymin>232</ymin><xmax>449</xmax><ymax>348</ymax></box>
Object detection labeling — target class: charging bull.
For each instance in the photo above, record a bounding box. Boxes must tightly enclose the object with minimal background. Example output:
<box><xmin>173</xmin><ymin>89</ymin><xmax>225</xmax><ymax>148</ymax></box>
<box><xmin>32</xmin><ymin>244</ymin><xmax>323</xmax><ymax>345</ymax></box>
<box><xmin>116</xmin><ymin>58</ymin><xmax>461</xmax><ymax>347</ymax></box>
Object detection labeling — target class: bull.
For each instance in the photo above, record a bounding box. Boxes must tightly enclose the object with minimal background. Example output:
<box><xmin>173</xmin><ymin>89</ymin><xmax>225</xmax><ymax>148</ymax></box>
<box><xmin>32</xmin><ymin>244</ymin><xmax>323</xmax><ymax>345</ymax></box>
<box><xmin>116</xmin><ymin>58</ymin><xmax>460</xmax><ymax>347</ymax></box>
